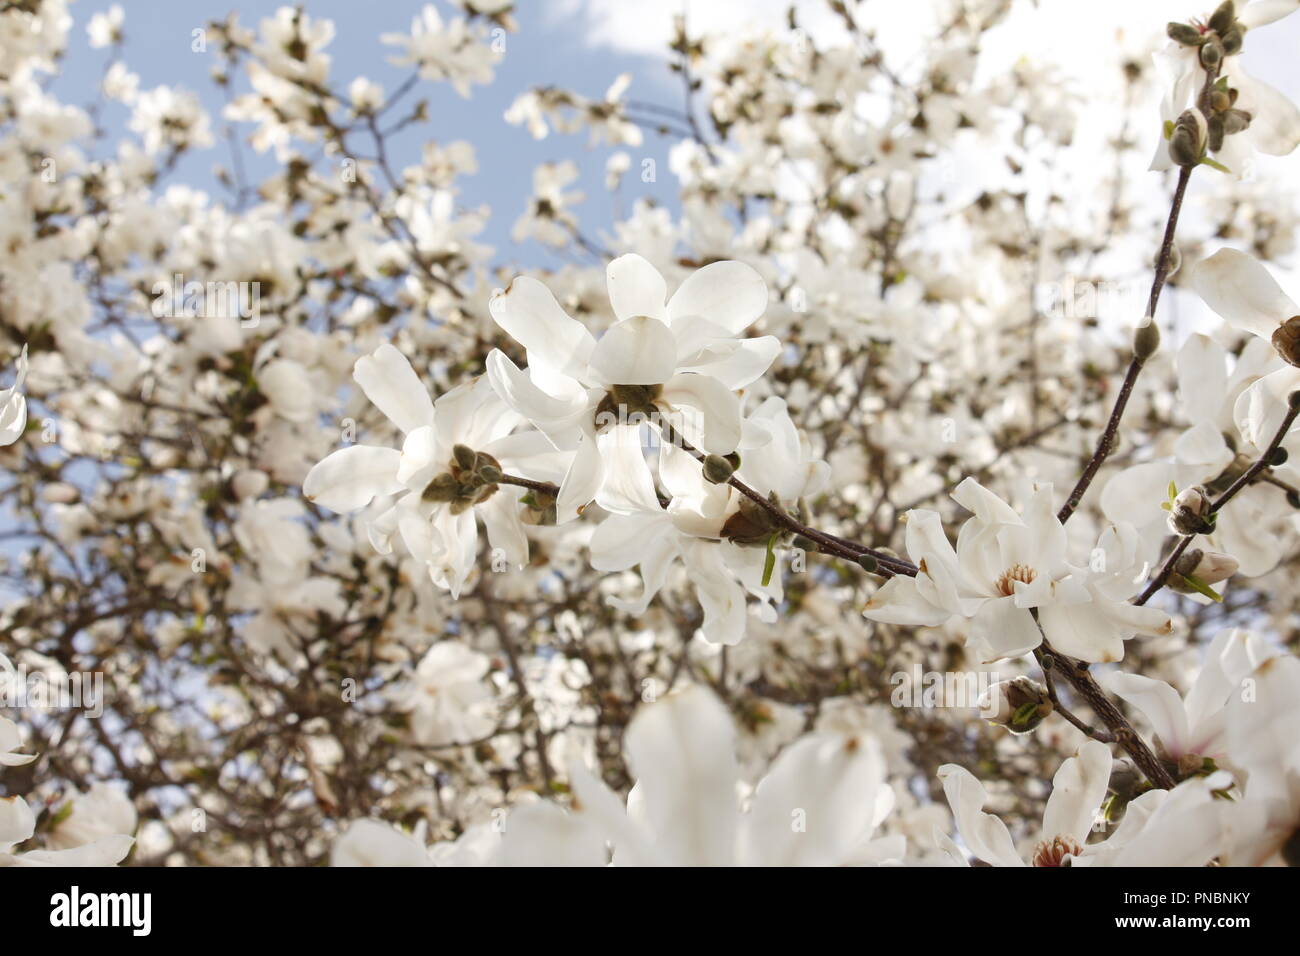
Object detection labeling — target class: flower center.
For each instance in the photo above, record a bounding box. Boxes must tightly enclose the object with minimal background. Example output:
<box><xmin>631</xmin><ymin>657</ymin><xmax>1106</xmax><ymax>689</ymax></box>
<box><xmin>595</xmin><ymin>383</ymin><xmax>663</xmax><ymax>430</ymax></box>
<box><xmin>995</xmin><ymin>564</ymin><xmax>1036</xmax><ymax>597</ymax></box>
<box><xmin>1032</xmin><ymin>835</ymin><xmax>1082</xmax><ymax>867</ymax></box>
<box><xmin>421</xmin><ymin>444</ymin><xmax>502</xmax><ymax>515</ymax></box>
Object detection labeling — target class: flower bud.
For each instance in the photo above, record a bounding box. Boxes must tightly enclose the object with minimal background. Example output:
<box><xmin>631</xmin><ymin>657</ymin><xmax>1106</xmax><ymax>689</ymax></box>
<box><xmin>452</xmin><ymin>444</ymin><xmax>477</xmax><ymax>472</ymax></box>
<box><xmin>1166</xmin><ymin>22</ymin><xmax>1205</xmax><ymax>47</ymax></box>
<box><xmin>1170</xmin><ymin>548</ymin><xmax>1239</xmax><ymax>594</ymax></box>
<box><xmin>1133</xmin><ymin>319</ymin><xmax>1160</xmax><ymax>361</ymax></box>
<box><xmin>1221</xmin><ymin>26</ymin><xmax>1243</xmax><ymax>56</ymax></box>
<box><xmin>1169</xmin><ymin>109</ymin><xmax>1207</xmax><ymax>167</ymax></box>
<box><xmin>702</xmin><ymin>453</ymin><xmax>736</xmax><ymax>484</ymax></box>
<box><xmin>1199</xmin><ymin>37</ymin><xmax>1224</xmax><ymax>70</ymax></box>
<box><xmin>1272</xmin><ymin>316</ymin><xmax>1300</xmax><ymax>368</ymax></box>
<box><xmin>1220</xmin><ymin>108</ymin><xmax>1252</xmax><ymax>137</ymax></box>
<box><xmin>1167</xmin><ymin>485</ymin><xmax>1214</xmax><ymax>535</ymax></box>
<box><xmin>979</xmin><ymin>677</ymin><xmax>1052</xmax><ymax>735</ymax></box>
<box><xmin>1208</xmin><ymin>1</ymin><xmax>1236</xmax><ymax>37</ymax></box>
<box><xmin>856</xmin><ymin>553</ymin><xmax>879</xmax><ymax>574</ymax></box>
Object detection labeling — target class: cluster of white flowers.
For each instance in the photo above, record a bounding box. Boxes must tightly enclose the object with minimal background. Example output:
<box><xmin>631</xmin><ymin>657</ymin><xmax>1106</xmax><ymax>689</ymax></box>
<box><xmin>4</xmin><ymin>0</ymin><xmax>1300</xmax><ymax>871</ymax></box>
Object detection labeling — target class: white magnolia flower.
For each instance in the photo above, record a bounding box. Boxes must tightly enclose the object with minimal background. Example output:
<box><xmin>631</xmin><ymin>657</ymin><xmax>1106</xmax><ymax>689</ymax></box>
<box><xmin>0</xmin><ymin>717</ymin><xmax>35</xmax><ymax>767</ymax></box>
<box><xmin>381</xmin><ymin>4</ymin><xmax>498</xmax><ymax>96</ymax></box>
<box><xmin>0</xmin><ymin>344</ymin><xmax>28</xmax><ymax>446</ymax></box>
<box><xmin>45</xmin><ymin>783</ymin><xmax>139</xmax><ymax>852</ymax></box>
<box><xmin>0</xmin><ymin>796</ymin><xmax>133</xmax><ymax>867</ymax></box>
<box><xmin>1098</xmin><ymin>628</ymin><xmax>1237</xmax><ymax>771</ymax></box>
<box><xmin>391</xmin><ymin>641</ymin><xmax>497</xmax><ymax>747</ymax></box>
<box><xmin>864</xmin><ymin>479</ymin><xmax>1169</xmax><ymax>663</ymax></box>
<box><xmin>589</xmin><ymin>397</ymin><xmax>826</xmax><ymax>645</ymax></box>
<box><xmin>304</xmin><ymin>344</ymin><xmax>562</xmax><ymax>597</ymax></box>
<box><xmin>332</xmin><ymin>819</ymin><xmax>434</xmax><ymax>867</ymax></box>
<box><xmin>1153</xmin><ymin>1</ymin><xmax>1300</xmax><ymax>175</ymax></box>
<box><xmin>1189</xmin><ymin>248</ymin><xmax>1300</xmax><ymax>450</ymax></box>
<box><xmin>487</xmin><ymin>254</ymin><xmax>780</xmax><ymax>522</ymax></box>
<box><xmin>940</xmin><ymin>740</ymin><xmax>1113</xmax><ymax>867</ymax></box>
<box><xmin>1102</xmin><ymin>331</ymin><xmax>1289</xmax><ymax>576</ymax></box>
<box><xmin>495</xmin><ymin>685</ymin><xmax>894</xmax><ymax>866</ymax></box>
<box><xmin>1213</xmin><ymin>630</ymin><xmax>1300</xmax><ymax>864</ymax></box>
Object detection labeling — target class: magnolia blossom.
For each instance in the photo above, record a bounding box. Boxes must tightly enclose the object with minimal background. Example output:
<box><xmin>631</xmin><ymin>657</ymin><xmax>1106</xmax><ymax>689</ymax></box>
<box><xmin>493</xmin><ymin>686</ymin><xmax>895</xmax><ymax>866</ymax></box>
<box><xmin>590</xmin><ymin>397</ymin><xmax>827</xmax><ymax>645</ymax></box>
<box><xmin>1189</xmin><ymin>248</ymin><xmax>1300</xmax><ymax>449</ymax></box>
<box><xmin>0</xmin><ymin>796</ymin><xmax>133</xmax><ymax>867</ymax></box>
<box><xmin>1212</xmin><ymin>630</ymin><xmax>1300</xmax><ymax>864</ymax></box>
<box><xmin>0</xmin><ymin>717</ymin><xmax>35</xmax><ymax>767</ymax></box>
<box><xmin>487</xmin><ymin>254</ymin><xmax>780</xmax><ymax>522</ymax></box>
<box><xmin>939</xmin><ymin>741</ymin><xmax>1113</xmax><ymax>866</ymax></box>
<box><xmin>1153</xmin><ymin>0</ymin><xmax>1300</xmax><ymax>175</ymax></box>
<box><xmin>1101</xmin><ymin>331</ymin><xmax>1290</xmax><ymax>576</ymax></box>
<box><xmin>1099</xmin><ymin>629</ymin><xmax>1238</xmax><ymax>774</ymax></box>
<box><xmin>303</xmin><ymin>344</ymin><xmax>562</xmax><ymax>597</ymax></box>
<box><xmin>390</xmin><ymin>640</ymin><xmax>497</xmax><ymax>747</ymax></box>
<box><xmin>864</xmin><ymin>479</ymin><xmax>1170</xmax><ymax>663</ymax></box>
<box><xmin>0</xmin><ymin>344</ymin><xmax>28</xmax><ymax>446</ymax></box>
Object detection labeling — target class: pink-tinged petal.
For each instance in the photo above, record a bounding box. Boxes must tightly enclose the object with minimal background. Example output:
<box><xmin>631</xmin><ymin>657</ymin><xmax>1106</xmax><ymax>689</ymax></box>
<box><xmin>303</xmin><ymin>445</ymin><xmax>403</xmax><ymax>513</ymax></box>
<box><xmin>666</xmin><ymin>260</ymin><xmax>768</xmax><ymax>335</ymax></box>
<box><xmin>659</xmin><ymin>372</ymin><xmax>742</xmax><ymax>454</ymax></box>
<box><xmin>936</xmin><ymin>764</ymin><xmax>1023</xmax><ymax>867</ymax></box>
<box><xmin>606</xmin><ymin>253</ymin><xmax>667</xmax><ymax>322</ymax></box>
<box><xmin>1042</xmin><ymin>740</ymin><xmax>1111</xmax><ymax>848</ymax></box>
<box><xmin>587</xmin><ymin>316</ymin><xmax>678</xmax><ymax>386</ymax></box>
<box><xmin>353</xmin><ymin>344</ymin><xmax>435</xmax><ymax>435</ymax></box>
<box><xmin>740</xmin><ymin>733</ymin><xmax>886</xmax><ymax>866</ymax></box>
<box><xmin>1099</xmin><ymin>671</ymin><xmax>1190</xmax><ymax>758</ymax></box>
<box><xmin>488</xmin><ymin>276</ymin><xmax>596</xmax><ymax>380</ymax></box>
<box><xmin>622</xmin><ymin>686</ymin><xmax>740</xmax><ymax>865</ymax></box>
<box><xmin>1189</xmin><ymin>248</ymin><xmax>1298</xmax><ymax>340</ymax></box>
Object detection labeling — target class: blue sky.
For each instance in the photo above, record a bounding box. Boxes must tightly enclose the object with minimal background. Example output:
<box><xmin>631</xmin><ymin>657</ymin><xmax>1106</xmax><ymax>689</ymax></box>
<box><xmin>52</xmin><ymin>0</ymin><xmax>691</xmax><ymax>270</ymax></box>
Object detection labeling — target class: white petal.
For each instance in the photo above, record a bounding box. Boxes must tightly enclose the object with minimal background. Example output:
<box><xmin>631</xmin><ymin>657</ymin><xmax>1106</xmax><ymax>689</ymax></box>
<box><xmin>659</xmin><ymin>373</ymin><xmax>741</xmax><ymax>455</ymax></box>
<box><xmin>489</xmin><ymin>276</ymin><xmax>596</xmax><ymax>381</ymax></box>
<box><xmin>353</xmin><ymin>344</ymin><xmax>435</xmax><ymax>435</ymax></box>
<box><xmin>587</xmin><ymin>316</ymin><xmax>678</xmax><ymax>386</ymax></box>
<box><xmin>303</xmin><ymin>445</ymin><xmax>404</xmax><ymax>513</ymax></box>
<box><xmin>1041</xmin><ymin>740</ymin><xmax>1111</xmax><ymax>847</ymax></box>
<box><xmin>740</xmin><ymin>733</ymin><xmax>886</xmax><ymax>866</ymax></box>
<box><xmin>667</xmin><ymin>260</ymin><xmax>768</xmax><ymax>335</ymax></box>
<box><xmin>1189</xmin><ymin>248</ymin><xmax>1298</xmax><ymax>340</ymax></box>
<box><xmin>1233</xmin><ymin>365</ymin><xmax>1300</xmax><ymax>447</ymax></box>
<box><xmin>606</xmin><ymin>253</ymin><xmax>667</xmax><ymax>321</ymax></box>
<box><xmin>936</xmin><ymin>764</ymin><xmax>1023</xmax><ymax>867</ymax></box>
<box><xmin>622</xmin><ymin>686</ymin><xmax>740</xmax><ymax>865</ymax></box>
<box><xmin>555</xmin><ymin>432</ymin><xmax>603</xmax><ymax>524</ymax></box>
